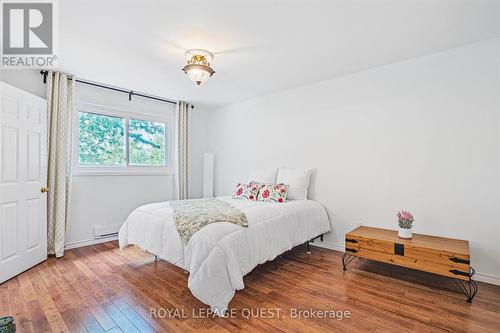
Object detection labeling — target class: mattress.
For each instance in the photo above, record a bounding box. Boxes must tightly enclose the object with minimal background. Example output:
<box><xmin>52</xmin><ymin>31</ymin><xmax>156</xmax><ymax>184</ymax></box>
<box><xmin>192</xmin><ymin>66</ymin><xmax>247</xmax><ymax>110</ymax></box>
<box><xmin>118</xmin><ymin>196</ymin><xmax>331</xmax><ymax>314</ymax></box>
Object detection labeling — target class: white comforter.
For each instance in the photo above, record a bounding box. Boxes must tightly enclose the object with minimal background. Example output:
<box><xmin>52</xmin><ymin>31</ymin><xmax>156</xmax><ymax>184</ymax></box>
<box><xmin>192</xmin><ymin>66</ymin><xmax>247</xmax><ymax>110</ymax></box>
<box><xmin>118</xmin><ymin>197</ymin><xmax>331</xmax><ymax>313</ymax></box>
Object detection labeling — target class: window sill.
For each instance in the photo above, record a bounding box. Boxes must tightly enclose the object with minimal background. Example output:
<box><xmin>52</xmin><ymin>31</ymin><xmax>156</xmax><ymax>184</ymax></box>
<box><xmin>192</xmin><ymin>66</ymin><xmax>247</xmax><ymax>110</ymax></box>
<box><xmin>72</xmin><ymin>169</ymin><xmax>172</xmax><ymax>177</ymax></box>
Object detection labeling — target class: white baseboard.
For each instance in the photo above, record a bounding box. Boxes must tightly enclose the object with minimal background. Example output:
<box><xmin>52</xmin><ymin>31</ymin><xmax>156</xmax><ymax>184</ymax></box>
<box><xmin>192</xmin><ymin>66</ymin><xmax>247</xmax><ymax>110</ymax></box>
<box><xmin>311</xmin><ymin>241</ymin><xmax>344</xmax><ymax>252</ymax></box>
<box><xmin>310</xmin><ymin>241</ymin><xmax>500</xmax><ymax>286</ymax></box>
<box><xmin>473</xmin><ymin>272</ymin><xmax>500</xmax><ymax>285</ymax></box>
<box><xmin>64</xmin><ymin>235</ymin><xmax>118</xmax><ymax>250</ymax></box>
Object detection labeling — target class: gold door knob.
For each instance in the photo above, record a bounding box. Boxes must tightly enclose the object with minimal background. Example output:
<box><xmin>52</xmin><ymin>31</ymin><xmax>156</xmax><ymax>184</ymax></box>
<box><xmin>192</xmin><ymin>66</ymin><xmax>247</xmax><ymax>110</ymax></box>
<box><xmin>41</xmin><ymin>187</ymin><xmax>49</xmax><ymax>193</ymax></box>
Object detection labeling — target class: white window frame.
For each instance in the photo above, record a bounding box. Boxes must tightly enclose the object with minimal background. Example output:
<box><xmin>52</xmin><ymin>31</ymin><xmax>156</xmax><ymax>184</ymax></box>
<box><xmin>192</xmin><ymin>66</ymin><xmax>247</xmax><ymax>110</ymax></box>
<box><xmin>72</xmin><ymin>102</ymin><xmax>174</xmax><ymax>176</ymax></box>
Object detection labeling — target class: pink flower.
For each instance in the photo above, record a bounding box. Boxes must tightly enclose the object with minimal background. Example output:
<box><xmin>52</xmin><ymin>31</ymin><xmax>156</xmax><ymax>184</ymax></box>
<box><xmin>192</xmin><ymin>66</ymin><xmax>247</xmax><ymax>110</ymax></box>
<box><xmin>249</xmin><ymin>195</ymin><xmax>254</xmax><ymax>200</ymax></box>
<box><xmin>397</xmin><ymin>210</ymin><xmax>414</xmax><ymax>221</ymax></box>
<box><xmin>278</xmin><ymin>198</ymin><xmax>283</xmax><ymax>203</ymax></box>
<box><xmin>262</xmin><ymin>190</ymin><xmax>269</xmax><ymax>198</ymax></box>
<box><xmin>236</xmin><ymin>188</ymin><xmax>243</xmax><ymax>196</ymax></box>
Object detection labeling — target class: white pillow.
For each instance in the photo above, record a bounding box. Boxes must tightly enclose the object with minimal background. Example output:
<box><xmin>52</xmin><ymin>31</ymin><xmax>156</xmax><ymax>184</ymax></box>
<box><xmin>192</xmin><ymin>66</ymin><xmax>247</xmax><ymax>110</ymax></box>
<box><xmin>276</xmin><ymin>168</ymin><xmax>312</xmax><ymax>200</ymax></box>
<box><xmin>247</xmin><ymin>169</ymin><xmax>278</xmax><ymax>184</ymax></box>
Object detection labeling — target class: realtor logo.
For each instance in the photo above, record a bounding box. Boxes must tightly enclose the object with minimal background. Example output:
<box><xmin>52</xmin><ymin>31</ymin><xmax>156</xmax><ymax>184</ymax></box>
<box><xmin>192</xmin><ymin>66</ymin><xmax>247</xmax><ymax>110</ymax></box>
<box><xmin>1</xmin><ymin>0</ymin><xmax>57</xmax><ymax>68</ymax></box>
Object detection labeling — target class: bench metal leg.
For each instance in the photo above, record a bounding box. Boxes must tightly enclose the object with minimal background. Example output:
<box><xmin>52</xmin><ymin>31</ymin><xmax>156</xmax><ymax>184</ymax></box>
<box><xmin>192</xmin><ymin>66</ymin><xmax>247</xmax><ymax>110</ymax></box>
<box><xmin>454</xmin><ymin>267</ymin><xmax>478</xmax><ymax>303</ymax></box>
<box><xmin>342</xmin><ymin>253</ymin><xmax>357</xmax><ymax>271</ymax></box>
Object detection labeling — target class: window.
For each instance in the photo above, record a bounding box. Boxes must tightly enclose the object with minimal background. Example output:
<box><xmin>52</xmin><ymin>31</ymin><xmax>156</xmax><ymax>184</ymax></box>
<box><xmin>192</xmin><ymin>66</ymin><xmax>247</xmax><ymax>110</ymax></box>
<box><xmin>78</xmin><ymin>112</ymin><xmax>126</xmax><ymax>166</ymax></box>
<box><xmin>128</xmin><ymin>118</ymin><xmax>166</xmax><ymax>166</ymax></box>
<box><xmin>74</xmin><ymin>104</ymin><xmax>171</xmax><ymax>175</ymax></box>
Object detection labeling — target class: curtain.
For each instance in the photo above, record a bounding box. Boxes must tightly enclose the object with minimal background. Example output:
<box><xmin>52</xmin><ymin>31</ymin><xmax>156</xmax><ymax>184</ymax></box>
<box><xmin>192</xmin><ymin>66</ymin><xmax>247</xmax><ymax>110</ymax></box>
<box><xmin>175</xmin><ymin>101</ymin><xmax>192</xmax><ymax>200</ymax></box>
<box><xmin>46</xmin><ymin>71</ymin><xmax>74</xmax><ymax>257</ymax></box>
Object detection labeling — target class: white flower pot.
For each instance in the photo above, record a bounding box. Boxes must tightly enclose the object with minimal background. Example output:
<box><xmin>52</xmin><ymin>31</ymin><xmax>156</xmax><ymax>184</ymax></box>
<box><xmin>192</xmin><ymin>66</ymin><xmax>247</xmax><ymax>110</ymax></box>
<box><xmin>398</xmin><ymin>227</ymin><xmax>412</xmax><ymax>239</ymax></box>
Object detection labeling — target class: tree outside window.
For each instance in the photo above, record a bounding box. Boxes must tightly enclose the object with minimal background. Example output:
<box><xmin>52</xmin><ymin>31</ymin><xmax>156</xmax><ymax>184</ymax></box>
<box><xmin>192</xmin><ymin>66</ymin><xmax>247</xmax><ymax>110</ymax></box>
<box><xmin>78</xmin><ymin>111</ymin><xmax>167</xmax><ymax>167</ymax></box>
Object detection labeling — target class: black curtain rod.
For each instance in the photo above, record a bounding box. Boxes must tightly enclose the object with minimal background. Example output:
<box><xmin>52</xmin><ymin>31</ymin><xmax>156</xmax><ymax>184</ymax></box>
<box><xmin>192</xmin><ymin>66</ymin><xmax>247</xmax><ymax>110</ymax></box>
<box><xmin>39</xmin><ymin>70</ymin><xmax>187</xmax><ymax>107</ymax></box>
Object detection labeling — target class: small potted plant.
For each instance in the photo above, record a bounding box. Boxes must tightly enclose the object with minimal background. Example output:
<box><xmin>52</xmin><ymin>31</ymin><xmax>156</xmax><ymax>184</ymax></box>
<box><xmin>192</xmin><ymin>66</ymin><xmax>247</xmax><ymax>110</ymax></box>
<box><xmin>397</xmin><ymin>210</ymin><xmax>414</xmax><ymax>239</ymax></box>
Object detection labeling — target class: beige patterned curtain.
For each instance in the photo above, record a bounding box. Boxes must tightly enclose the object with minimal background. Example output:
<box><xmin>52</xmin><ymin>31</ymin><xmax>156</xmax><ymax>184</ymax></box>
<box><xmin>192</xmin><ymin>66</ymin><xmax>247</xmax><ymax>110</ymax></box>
<box><xmin>46</xmin><ymin>71</ymin><xmax>74</xmax><ymax>257</ymax></box>
<box><xmin>175</xmin><ymin>101</ymin><xmax>191</xmax><ymax>200</ymax></box>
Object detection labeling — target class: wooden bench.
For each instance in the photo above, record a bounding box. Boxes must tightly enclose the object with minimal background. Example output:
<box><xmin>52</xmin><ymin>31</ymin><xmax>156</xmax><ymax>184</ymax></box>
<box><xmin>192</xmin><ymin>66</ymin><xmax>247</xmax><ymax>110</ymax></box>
<box><xmin>342</xmin><ymin>226</ymin><xmax>477</xmax><ymax>303</ymax></box>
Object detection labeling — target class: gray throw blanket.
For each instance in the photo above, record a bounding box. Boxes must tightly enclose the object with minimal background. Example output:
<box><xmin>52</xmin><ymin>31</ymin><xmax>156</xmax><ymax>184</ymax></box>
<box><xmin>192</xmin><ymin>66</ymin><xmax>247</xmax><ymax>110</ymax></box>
<box><xmin>170</xmin><ymin>198</ymin><xmax>248</xmax><ymax>242</ymax></box>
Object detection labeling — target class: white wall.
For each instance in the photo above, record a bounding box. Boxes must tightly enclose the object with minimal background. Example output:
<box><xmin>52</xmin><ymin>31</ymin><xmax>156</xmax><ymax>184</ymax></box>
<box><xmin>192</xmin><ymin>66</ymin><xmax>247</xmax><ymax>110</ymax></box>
<box><xmin>0</xmin><ymin>70</ymin><xmax>208</xmax><ymax>246</ymax></box>
<box><xmin>206</xmin><ymin>39</ymin><xmax>500</xmax><ymax>281</ymax></box>
<box><xmin>0</xmin><ymin>70</ymin><xmax>45</xmax><ymax>97</ymax></box>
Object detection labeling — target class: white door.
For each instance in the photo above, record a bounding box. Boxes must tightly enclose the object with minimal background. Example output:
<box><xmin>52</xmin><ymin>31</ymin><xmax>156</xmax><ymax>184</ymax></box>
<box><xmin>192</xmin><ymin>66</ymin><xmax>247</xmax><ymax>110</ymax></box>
<box><xmin>0</xmin><ymin>82</ymin><xmax>47</xmax><ymax>283</ymax></box>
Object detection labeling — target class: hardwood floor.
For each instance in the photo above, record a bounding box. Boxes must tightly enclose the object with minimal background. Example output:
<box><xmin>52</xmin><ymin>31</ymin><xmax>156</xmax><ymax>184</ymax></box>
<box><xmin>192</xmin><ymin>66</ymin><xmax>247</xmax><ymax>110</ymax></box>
<box><xmin>1</xmin><ymin>241</ymin><xmax>499</xmax><ymax>333</ymax></box>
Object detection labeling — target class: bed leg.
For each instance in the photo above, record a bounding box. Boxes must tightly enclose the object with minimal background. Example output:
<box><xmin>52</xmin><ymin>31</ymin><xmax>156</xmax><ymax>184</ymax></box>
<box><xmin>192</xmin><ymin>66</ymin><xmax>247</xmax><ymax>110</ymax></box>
<box><xmin>306</xmin><ymin>241</ymin><xmax>311</xmax><ymax>254</ymax></box>
<box><xmin>273</xmin><ymin>258</ymin><xmax>278</xmax><ymax>270</ymax></box>
<box><xmin>153</xmin><ymin>255</ymin><xmax>159</xmax><ymax>261</ymax></box>
<box><xmin>320</xmin><ymin>234</ymin><xmax>323</xmax><ymax>242</ymax></box>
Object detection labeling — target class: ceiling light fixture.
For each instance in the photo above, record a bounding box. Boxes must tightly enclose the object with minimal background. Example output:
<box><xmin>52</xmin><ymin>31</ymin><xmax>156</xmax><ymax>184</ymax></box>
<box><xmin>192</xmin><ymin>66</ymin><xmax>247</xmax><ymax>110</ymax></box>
<box><xmin>182</xmin><ymin>49</ymin><xmax>215</xmax><ymax>85</ymax></box>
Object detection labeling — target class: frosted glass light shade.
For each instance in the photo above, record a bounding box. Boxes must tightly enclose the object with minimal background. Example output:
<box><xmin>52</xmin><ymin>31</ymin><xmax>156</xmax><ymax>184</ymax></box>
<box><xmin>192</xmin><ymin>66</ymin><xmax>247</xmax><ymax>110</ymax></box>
<box><xmin>183</xmin><ymin>64</ymin><xmax>214</xmax><ymax>85</ymax></box>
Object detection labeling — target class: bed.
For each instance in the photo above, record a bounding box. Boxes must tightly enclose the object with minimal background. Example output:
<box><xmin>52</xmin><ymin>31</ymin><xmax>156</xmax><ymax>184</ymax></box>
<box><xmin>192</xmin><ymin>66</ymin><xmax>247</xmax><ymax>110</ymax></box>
<box><xmin>118</xmin><ymin>196</ymin><xmax>331</xmax><ymax>314</ymax></box>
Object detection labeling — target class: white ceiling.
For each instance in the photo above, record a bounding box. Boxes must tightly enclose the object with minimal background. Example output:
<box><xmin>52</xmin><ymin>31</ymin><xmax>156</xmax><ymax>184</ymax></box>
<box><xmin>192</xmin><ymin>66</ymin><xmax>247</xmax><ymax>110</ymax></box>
<box><xmin>58</xmin><ymin>0</ymin><xmax>500</xmax><ymax>108</ymax></box>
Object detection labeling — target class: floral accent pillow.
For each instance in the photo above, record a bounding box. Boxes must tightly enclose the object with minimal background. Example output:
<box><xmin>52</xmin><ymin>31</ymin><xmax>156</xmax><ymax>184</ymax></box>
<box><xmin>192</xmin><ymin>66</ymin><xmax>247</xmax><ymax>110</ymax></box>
<box><xmin>257</xmin><ymin>183</ymin><xmax>289</xmax><ymax>203</ymax></box>
<box><xmin>232</xmin><ymin>183</ymin><xmax>260</xmax><ymax>201</ymax></box>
